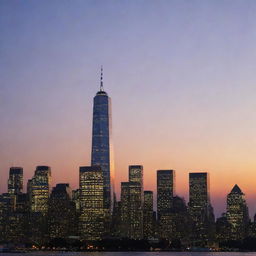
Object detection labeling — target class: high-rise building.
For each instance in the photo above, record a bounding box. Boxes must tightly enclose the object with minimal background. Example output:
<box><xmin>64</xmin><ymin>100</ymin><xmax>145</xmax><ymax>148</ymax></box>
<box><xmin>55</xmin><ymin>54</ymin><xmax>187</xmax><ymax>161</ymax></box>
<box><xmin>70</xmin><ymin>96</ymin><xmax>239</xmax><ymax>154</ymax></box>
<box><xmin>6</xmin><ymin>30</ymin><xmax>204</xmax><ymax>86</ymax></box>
<box><xmin>143</xmin><ymin>191</ymin><xmax>154</xmax><ymax>239</ymax></box>
<box><xmin>188</xmin><ymin>172</ymin><xmax>215</xmax><ymax>246</ymax></box>
<box><xmin>129</xmin><ymin>165</ymin><xmax>143</xmax><ymax>188</ymax></box>
<box><xmin>226</xmin><ymin>184</ymin><xmax>249</xmax><ymax>240</ymax></box>
<box><xmin>120</xmin><ymin>166</ymin><xmax>144</xmax><ymax>240</ymax></box>
<box><xmin>8</xmin><ymin>167</ymin><xmax>23</xmax><ymax>195</ymax></box>
<box><xmin>157</xmin><ymin>170</ymin><xmax>175</xmax><ymax>239</ymax></box>
<box><xmin>28</xmin><ymin>166</ymin><xmax>51</xmax><ymax>245</ymax></box>
<box><xmin>30</xmin><ymin>166</ymin><xmax>51</xmax><ymax>214</ymax></box>
<box><xmin>48</xmin><ymin>184</ymin><xmax>77</xmax><ymax>239</ymax></box>
<box><xmin>79</xmin><ymin>166</ymin><xmax>104</xmax><ymax>241</ymax></box>
<box><xmin>91</xmin><ymin>68</ymin><xmax>114</xmax><ymax>212</ymax></box>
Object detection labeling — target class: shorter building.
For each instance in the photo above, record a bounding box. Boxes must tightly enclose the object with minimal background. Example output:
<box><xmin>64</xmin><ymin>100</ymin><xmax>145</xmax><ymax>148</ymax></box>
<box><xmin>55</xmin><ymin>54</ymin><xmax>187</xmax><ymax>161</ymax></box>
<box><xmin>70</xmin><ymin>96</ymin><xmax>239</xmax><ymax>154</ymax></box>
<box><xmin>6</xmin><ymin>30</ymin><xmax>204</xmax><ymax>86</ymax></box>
<box><xmin>143</xmin><ymin>191</ymin><xmax>154</xmax><ymax>239</ymax></box>
<box><xmin>48</xmin><ymin>184</ymin><xmax>77</xmax><ymax>240</ymax></box>
<box><xmin>30</xmin><ymin>166</ymin><xmax>51</xmax><ymax>214</ymax></box>
<box><xmin>8</xmin><ymin>167</ymin><xmax>23</xmax><ymax>195</ymax></box>
<box><xmin>79</xmin><ymin>166</ymin><xmax>104</xmax><ymax>241</ymax></box>
<box><xmin>120</xmin><ymin>166</ymin><xmax>144</xmax><ymax>240</ymax></box>
<box><xmin>226</xmin><ymin>184</ymin><xmax>249</xmax><ymax>240</ymax></box>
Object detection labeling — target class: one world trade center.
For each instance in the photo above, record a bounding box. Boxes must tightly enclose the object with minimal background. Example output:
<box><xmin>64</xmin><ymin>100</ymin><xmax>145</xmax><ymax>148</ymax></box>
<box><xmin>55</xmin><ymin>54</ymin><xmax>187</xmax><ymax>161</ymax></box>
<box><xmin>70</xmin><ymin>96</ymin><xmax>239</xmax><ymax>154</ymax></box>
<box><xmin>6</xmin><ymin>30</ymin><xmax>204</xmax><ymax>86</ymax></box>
<box><xmin>91</xmin><ymin>67</ymin><xmax>114</xmax><ymax>212</ymax></box>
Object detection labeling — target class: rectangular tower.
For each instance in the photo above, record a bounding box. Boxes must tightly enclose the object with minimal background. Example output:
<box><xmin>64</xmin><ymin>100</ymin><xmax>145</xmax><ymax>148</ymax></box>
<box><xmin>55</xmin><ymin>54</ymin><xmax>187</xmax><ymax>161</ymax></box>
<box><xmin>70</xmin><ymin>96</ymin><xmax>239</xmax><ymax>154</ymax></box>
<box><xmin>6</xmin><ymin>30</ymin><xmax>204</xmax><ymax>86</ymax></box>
<box><xmin>8</xmin><ymin>167</ymin><xmax>23</xmax><ymax>195</ymax></box>
<box><xmin>79</xmin><ymin>166</ymin><xmax>104</xmax><ymax>241</ymax></box>
<box><xmin>157</xmin><ymin>169</ymin><xmax>175</xmax><ymax>239</ymax></box>
<box><xmin>188</xmin><ymin>172</ymin><xmax>215</xmax><ymax>246</ymax></box>
<box><xmin>157</xmin><ymin>170</ymin><xmax>175</xmax><ymax>220</ymax></box>
<box><xmin>30</xmin><ymin>166</ymin><xmax>51</xmax><ymax>214</ymax></box>
<box><xmin>143</xmin><ymin>191</ymin><xmax>154</xmax><ymax>239</ymax></box>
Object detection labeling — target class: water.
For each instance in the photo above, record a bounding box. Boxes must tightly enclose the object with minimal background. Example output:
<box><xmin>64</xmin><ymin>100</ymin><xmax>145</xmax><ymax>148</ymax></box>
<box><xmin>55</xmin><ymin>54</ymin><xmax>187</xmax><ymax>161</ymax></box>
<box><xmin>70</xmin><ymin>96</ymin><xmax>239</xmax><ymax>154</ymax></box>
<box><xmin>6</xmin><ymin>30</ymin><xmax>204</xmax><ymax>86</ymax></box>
<box><xmin>2</xmin><ymin>253</ymin><xmax>256</xmax><ymax>256</ymax></box>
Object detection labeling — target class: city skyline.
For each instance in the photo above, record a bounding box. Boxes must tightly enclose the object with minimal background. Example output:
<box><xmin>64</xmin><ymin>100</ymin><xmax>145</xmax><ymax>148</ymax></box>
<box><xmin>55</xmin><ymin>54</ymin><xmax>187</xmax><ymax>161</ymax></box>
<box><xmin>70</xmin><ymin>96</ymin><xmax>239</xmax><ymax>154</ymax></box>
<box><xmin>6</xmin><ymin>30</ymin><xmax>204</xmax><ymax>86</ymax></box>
<box><xmin>2</xmin><ymin>1</ymin><xmax>256</xmax><ymax>218</ymax></box>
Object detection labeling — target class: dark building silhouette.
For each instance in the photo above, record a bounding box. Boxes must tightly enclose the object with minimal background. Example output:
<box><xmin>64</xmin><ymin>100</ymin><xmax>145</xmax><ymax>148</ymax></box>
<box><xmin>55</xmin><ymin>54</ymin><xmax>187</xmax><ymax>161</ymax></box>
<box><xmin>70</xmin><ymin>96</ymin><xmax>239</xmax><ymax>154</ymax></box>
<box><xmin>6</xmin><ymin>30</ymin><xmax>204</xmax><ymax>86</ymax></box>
<box><xmin>48</xmin><ymin>184</ymin><xmax>77</xmax><ymax>240</ymax></box>
<box><xmin>170</xmin><ymin>196</ymin><xmax>191</xmax><ymax>245</ymax></box>
<box><xmin>8</xmin><ymin>167</ymin><xmax>23</xmax><ymax>195</ymax></box>
<box><xmin>188</xmin><ymin>172</ymin><xmax>215</xmax><ymax>246</ymax></box>
<box><xmin>216</xmin><ymin>213</ymin><xmax>232</xmax><ymax>243</ymax></box>
<box><xmin>143</xmin><ymin>191</ymin><xmax>154</xmax><ymax>239</ymax></box>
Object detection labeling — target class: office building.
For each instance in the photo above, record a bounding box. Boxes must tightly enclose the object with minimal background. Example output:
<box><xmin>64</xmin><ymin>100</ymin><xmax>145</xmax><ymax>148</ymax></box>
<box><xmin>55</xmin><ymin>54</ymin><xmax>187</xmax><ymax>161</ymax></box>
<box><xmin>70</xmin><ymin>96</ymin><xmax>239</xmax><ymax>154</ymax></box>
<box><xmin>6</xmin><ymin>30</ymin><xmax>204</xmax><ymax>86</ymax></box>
<box><xmin>157</xmin><ymin>170</ymin><xmax>175</xmax><ymax>239</ymax></box>
<box><xmin>188</xmin><ymin>172</ymin><xmax>215</xmax><ymax>246</ymax></box>
<box><xmin>226</xmin><ymin>184</ymin><xmax>249</xmax><ymax>240</ymax></box>
<box><xmin>79</xmin><ymin>166</ymin><xmax>104</xmax><ymax>241</ymax></box>
<box><xmin>8</xmin><ymin>167</ymin><xmax>23</xmax><ymax>195</ymax></box>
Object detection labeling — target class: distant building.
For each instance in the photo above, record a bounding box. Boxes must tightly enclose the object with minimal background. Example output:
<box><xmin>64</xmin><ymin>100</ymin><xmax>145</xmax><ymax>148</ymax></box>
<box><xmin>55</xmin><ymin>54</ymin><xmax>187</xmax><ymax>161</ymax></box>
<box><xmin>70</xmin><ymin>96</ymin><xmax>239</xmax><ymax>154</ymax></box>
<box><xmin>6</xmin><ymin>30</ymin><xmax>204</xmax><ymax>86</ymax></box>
<box><xmin>226</xmin><ymin>184</ymin><xmax>249</xmax><ymax>240</ymax></box>
<box><xmin>8</xmin><ymin>167</ymin><xmax>23</xmax><ymax>195</ymax></box>
<box><xmin>72</xmin><ymin>189</ymin><xmax>80</xmax><ymax>212</ymax></box>
<box><xmin>28</xmin><ymin>166</ymin><xmax>51</xmax><ymax>245</ymax></box>
<box><xmin>5</xmin><ymin>193</ymin><xmax>29</xmax><ymax>243</ymax></box>
<box><xmin>157</xmin><ymin>170</ymin><xmax>175</xmax><ymax>239</ymax></box>
<box><xmin>30</xmin><ymin>166</ymin><xmax>51</xmax><ymax>214</ymax></box>
<box><xmin>120</xmin><ymin>165</ymin><xmax>144</xmax><ymax>240</ymax></box>
<box><xmin>143</xmin><ymin>191</ymin><xmax>154</xmax><ymax>239</ymax></box>
<box><xmin>79</xmin><ymin>166</ymin><xmax>104</xmax><ymax>241</ymax></box>
<box><xmin>171</xmin><ymin>196</ymin><xmax>191</xmax><ymax>245</ymax></box>
<box><xmin>188</xmin><ymin>172</ymin><xmax>215</xmax><ymax>246</ymax></box>
<box><xmin>48</xmin><ymin>184</ymin><xmax>77</xmax><ymax>239</ymax></box>
<box><xmin>216</xmin><ymin>213</ymin><xmax>232</xmax><ymax>243</ymax></box>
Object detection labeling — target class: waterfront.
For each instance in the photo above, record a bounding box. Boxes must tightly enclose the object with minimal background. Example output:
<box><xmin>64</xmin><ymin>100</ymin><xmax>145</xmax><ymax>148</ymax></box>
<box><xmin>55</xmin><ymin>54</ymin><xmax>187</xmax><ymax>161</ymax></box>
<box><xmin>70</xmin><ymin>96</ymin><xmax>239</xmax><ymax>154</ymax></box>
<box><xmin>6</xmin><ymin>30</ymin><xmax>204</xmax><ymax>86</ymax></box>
<box><xmin>2</xmin><ymin>252</ymin><xmax>256</xmax><ymax>256</ymax></box>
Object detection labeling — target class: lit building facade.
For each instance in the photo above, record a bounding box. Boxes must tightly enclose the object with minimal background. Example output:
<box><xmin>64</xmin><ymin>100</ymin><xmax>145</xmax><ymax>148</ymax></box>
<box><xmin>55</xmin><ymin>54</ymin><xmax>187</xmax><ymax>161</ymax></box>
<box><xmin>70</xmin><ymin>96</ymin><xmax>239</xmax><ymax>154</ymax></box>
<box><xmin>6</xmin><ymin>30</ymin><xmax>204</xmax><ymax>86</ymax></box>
<box><xmin>79</xmin><ymin>166</ymin><xmax>104</xmax><ymax>241</ymax></box>
<box><xmin>8</xmin><ymin>167</ymin><xmax>23</xmax><ymax>195</ymax></box>
<box><xmin>226</xmin><ymin>184</ymin><xmax>249</xmax><ymax>240</ymax></box>
<box><xmin>157</xmin><ymin>170</ymin><xmax>175</xmax><ymax>239</ymax></box>
<box><xmin>30</xmin><ymin>166</ymin><xmax>51</xmax><ymax>214</ymax></box>
<box><xmin>120</xmin><ymin>166</ymin><xmax>144</xmax><ymax>240</ymax></box>
<box><xmin>188</xmin><ymin>172</ymin><xmax>215</xmax><ymax>246</ymax></box>
<box><xmin>91</xmin><ymin>69</ymin><xmax>114</xmax><ymax>212</ymax></box>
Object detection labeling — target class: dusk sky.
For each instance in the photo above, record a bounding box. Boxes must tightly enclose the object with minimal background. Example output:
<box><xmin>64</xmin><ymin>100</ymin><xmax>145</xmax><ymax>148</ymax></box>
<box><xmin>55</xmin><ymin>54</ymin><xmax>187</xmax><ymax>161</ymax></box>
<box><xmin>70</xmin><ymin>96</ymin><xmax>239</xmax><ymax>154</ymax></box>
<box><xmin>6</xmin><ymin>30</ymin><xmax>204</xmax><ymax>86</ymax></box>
<box><xmin>1</xmin><ymin>0</ymin><xmax>256</xmax><ymax>217</ymax></box>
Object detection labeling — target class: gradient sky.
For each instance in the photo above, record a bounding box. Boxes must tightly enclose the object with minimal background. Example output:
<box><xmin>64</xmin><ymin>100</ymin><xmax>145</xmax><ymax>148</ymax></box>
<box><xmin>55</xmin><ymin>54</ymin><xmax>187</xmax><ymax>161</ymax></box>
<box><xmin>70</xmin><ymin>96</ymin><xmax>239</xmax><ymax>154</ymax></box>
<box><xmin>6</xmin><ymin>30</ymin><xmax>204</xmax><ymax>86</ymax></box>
<box><xmin>1</xmin><ymin>0</ymin><xmax>256</xmax><ymax>217</ymax></box>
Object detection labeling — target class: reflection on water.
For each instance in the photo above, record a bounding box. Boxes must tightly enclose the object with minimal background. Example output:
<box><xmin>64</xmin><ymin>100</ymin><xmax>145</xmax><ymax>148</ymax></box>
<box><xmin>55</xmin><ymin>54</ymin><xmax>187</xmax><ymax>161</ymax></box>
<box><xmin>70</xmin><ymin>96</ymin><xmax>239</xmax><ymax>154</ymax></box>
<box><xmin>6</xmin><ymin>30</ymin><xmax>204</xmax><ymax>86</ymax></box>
<box><xmin>2</xmin><ymin>252</ymin><xmax>256</xmax><ymax>256</ymax></box>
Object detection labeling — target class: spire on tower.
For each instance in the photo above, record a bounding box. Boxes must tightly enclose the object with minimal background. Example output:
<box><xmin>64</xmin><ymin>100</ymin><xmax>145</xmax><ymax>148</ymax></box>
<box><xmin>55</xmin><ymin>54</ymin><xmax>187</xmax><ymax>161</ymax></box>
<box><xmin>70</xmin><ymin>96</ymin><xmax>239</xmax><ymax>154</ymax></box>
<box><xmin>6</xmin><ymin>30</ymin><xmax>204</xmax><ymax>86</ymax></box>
<box><xmin>100</xmin><ymin>66</ymin><xmax>104</xmax><ymax>91</ymax></box>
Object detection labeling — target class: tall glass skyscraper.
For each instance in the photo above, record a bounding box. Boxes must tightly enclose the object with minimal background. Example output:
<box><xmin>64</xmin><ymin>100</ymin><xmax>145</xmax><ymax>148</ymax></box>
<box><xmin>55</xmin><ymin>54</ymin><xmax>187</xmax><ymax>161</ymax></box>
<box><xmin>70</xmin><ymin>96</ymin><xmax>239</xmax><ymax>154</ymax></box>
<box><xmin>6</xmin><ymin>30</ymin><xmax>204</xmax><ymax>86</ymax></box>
<box><xmin>91</xmin><ymin>68</ymin><xmax>114</xmax><ymax>211</ymax></box>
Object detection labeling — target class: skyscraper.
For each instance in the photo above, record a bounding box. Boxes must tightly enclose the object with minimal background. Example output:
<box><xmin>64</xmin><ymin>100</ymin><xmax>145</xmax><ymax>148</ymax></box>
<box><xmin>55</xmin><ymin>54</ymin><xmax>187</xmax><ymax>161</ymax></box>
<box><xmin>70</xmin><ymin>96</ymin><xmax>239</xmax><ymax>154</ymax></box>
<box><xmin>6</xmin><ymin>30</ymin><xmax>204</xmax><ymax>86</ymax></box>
<box><xmin>226</xmin><ymin>184</ymin><xmax>249</xmax><ymax>240</ymax></box>
<box><xmin>30</xmin><ymin>166</ymin><xmax>51</xmax><ymax>214</ymax></box>
<box><xmin>188</xmin><ymin>172</ymin><xmax>215</xmax><ymax>246</ymax></box>
<box><xmin>91</xmin><ymin>67</ymin><xmax>114</xmax><ymax>212</ymax></box>
<box><xmin>157</xmin><ymin>170</ymin><xmax>175</xmax><ymax>239</ymax></box>
<box><xmin>28</xmin><ymin>166</ymin><xmax>51</xmax><ymax>245</ymax></box>
<box><xmin>120</xmin><ymin>166</ymin><xmax>144</xmax><ymax>240</ymax></box>
<box><xmin>79</xmin><ymin>166</ymin><xmax>104</xmax><ymax>241</ymax></box>
<box><xmin>8</xmin><ymin>167</ymin><xmax>23</xmax><ymax>195</ymax></box>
